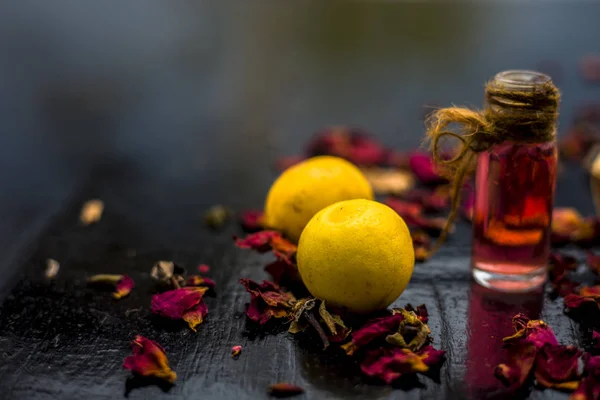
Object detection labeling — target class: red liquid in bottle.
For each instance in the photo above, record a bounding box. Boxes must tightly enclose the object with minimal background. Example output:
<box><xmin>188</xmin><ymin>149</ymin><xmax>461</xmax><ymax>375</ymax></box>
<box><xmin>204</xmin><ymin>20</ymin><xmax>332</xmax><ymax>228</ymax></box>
<box><xmin>472</xmin><ymin>141</ymin><xmax>557</xmax><ymax>291</ymax></box>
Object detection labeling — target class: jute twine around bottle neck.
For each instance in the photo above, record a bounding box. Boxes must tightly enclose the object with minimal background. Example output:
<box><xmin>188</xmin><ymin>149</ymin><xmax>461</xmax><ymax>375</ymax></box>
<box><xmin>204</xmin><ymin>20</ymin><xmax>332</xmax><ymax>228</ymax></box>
<box><xmin>424</xmin><ymin>80</ymin><xmax>560</xmax><ymax>252</ymax></box>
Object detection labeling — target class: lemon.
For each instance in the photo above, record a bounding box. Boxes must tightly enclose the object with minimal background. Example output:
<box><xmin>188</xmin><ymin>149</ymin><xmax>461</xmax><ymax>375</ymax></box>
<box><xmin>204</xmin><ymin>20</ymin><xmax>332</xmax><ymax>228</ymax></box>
<box><xmin>297</xmin><ymin>199</ymin><xmax>414</xmax><ymax>314</ymax></box>
<box><xmin>264</xmin><ymin>156</ymin><xmax>373</xmax><ymax>242</ymax></box>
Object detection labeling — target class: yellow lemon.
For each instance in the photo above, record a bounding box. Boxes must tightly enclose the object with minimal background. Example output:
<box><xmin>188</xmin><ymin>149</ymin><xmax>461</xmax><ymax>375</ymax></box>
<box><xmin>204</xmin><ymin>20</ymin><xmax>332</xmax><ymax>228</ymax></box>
<box><xmin>264</xmin><ymin>156</ymin><xmax>373</xmax><ymax>242</ymax></box>
<box><xmin>297</xmin><ymin>199</ymin><xmax>414</xmax><ymax>314</ymax></box>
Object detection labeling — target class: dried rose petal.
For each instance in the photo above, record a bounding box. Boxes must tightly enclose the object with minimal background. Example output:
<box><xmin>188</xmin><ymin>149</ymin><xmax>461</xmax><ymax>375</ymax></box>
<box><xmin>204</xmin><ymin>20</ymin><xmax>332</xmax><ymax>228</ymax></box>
<box><xmin>593</xmin><ymin>331</ymin><xmax>600</xmax><ymax>350</ymax></box>
<box><xmin>240</xmin><ymin>210</ymin><xmax>265</xmax><ymax>232</ymax></box>
<box><xmin>387</xmin><ymin>308</ymin><xmax>431</xmax><ymax>351</ymax></box>
<box><xmin>552</xmin><ymin>208</ymin><xmax>585</xmax><ymax>245</ymax></box>
<box><xmin>123</xmin><ymin>335</ymin><xmax>176</xmax><ymax>384</ymax></box>
<box><xmin>341</xmin><ymin>314</ymin><xmax>403</xmax><ymax>355</ymax></box>
<box><xmin>361</xmin><ymin>347</ymin><xmax>429</xmax><ymax>384</ymax></box>
<box><xmin>151</xmin><ymin>287</ymin><xmax>208</xmax><ymax>329</ymax></box>
<box><xmin>408</xmin><ymin>152</ymin><xmax>446</xmax><ymax>185</ymax></box>
<box><xmin>417</xmin><ymin>345</ymin><xmax>446</xmax><ymax>367</ymax></box>
<box><xmin>588</xmin><ymin>252</ymin><xmax>600</xmax><ymax>277</ymax></box>
<box><xmin>80</xmin><ymin>199</ymin><xmax>104</xmax><ymax>225</ymax></box>
<box><xmin>564</xmin><ymin>293</ymin><xmax>598</xmax><ymax>311</ymax></box>
<box><xmin>385</xmin><ymin>198</ymin><xmax>447</xmax><ymax>236</ymax></box>
<box><xmin>404</xmin><ymin>303</ymin><xmax>429</xmax><ymax>323</ymax></box>
<box><xmin>268</xmin><ymin>382</ymin><xmax>304</xmax><ymax>397</ymax></box>
<box><xmin>275</xmin><ymin>156</ymin><xmax>305</xmax><ymax>172</ymax></box>
<box><xmin>549</xmin><ymin>252</ymin><xmax>579</xmax><ymax>296</ymax></box>
<box><xmin>186</xmin><ymin>276</ymin><xmax>216</xmax><ymax>289</ymax></box>
<box><xmin>197</xmin><ymin>264</ymin><xmax>210</xmax><ymax>274</ymax></box>
<box><xmin>495</xmin><ymin>343</ymin><xmax>537</xmax><ymax>388</ymax></box>
<box><xmin>402</xmin><ymin>187</ymin><xmax>450</xmax><ymax>213</ymax></box>
<box><xmin>234</xmin><ymin>231</ymin><xmax>281</xmax><ymax>252</ymax></box>
<box><xmin>264</xmin><ymin>258</ymin><xmax>300</xmax><ymax>285</ymax></box>
<box><xmin>535</xmin><ymin>344</ymin><xmax>583</xmax><ymax>391</ymax></box>
<box><xmin>270</xmin><ymin>235</ymin><xmax>297</xmax><ymax>261</ymax></box>
<box><xmin>231</xmin><ymin>345</ymin><xmax>242</xmax><ymax>359</ymax></box>
<box><xmin>306</xmin><ymin>127</ymin><xmax>388</xmax><ymax>166</ymax></box>
<box><xmin>88</xmin><ymin>274</ymin><xmax>135</xmax><ymax>299</ymax></box>
<box><xmin>412</xmin><ymin>231</ymin><xmax>431</xmax><ymax>262</ymax></box>
<box><xmin>571</xmin><ymin>376</ymin><xmax>600</xmax><ymax>400</ymax></box>
<box><xmin>240</xmin><ymin>279</ymin><xmax>296</xmax><ymax>324</ymax></box>
<box><xmin>503</xmin><ymin>314</ymin><xmax>558</xmax><ymax>349</ymax></box>
<box><xmin>182</xmin><ymin>299</ymin><xmax>208</xmax><ymax>331</ymax></box>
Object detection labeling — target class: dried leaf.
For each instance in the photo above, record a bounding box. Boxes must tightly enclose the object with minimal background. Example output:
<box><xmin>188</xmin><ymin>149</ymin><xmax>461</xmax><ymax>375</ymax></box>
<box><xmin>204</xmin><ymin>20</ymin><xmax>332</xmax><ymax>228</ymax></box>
<box><xmin>268</xmin><ymin>382</ymin><xmax>304</xmax><ymax>397</ymax></box>
<box><xmin>231</xmin><ymin>345</ymin><xmax>242</xmax><ymax>359</ymax></box>
<box><xmin>240</xmin><ymin>279</ymin><xmax>296</xmax><ymax>324</ymax></box>
<box><xmin>204</xmin><ymin>205</ymin><xmax>232</xmax><ymax>229</ymax></box>
<box><xmin>45</xmin><ymin>258</ymin><xmax>60</xmax><ymax>279</ymax></box>
<box><xmin>80</xmin><ymin>199</ymin><xmax>104</xmax><ymax>225</ymax></box>
<box><xmin>123</xmin><ymin>335</ymin><xmax>176</xmax><ymax>384</ymax></box>
<box><xmin>151</xmin><ymin>261</ymin><xmax>175</xmax><ymax>282</ymax></box>
<box><xmin>318</xmin><ymin>300</ymin><xmax>350</xmax><ymax>342</ymax></box>
<box><xmin>88</xmin><ymin>274</ymin><xmax>134</xmax><ymax>299</ymax></box>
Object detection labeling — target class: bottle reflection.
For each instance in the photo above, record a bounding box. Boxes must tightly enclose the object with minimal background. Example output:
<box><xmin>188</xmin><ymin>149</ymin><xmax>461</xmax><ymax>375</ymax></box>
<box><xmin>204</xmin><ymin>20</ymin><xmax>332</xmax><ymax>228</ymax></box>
<box><xmin>465</xmin><ymin>282</ymin><xmax>543</xmax><ymax>399</ymax></box>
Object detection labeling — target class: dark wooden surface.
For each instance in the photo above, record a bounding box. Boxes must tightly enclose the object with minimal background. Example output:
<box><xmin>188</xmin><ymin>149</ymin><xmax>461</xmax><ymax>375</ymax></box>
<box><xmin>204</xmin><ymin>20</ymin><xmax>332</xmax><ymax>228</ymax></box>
<box><xmin>0</xmin><ymin>2</ymin><xmax>599</xmax><ymax>400</ymax></box>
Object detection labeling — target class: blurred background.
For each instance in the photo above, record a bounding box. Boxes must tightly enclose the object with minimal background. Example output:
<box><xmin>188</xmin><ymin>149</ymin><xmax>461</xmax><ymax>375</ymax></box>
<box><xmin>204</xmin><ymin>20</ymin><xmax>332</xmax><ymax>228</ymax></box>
<box><xmin>0</xmin><ymin>0</ymin><xmax>598</xmax><ymax>266</ymax></box>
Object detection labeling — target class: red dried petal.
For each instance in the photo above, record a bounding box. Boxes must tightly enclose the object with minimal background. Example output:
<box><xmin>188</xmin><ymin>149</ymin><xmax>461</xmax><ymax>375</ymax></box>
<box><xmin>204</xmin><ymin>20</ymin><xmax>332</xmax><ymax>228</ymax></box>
<box><xmin>197</xmin><ymin>264</ymin><xmax>210</xmax><ymax>274</ymax></box>
<box><xmin>361</xmin><ymin>347</ymin><xmax>429</xmax><ymax>384</ymax></box>
<box><xmin>151</xmin><ymin>287</ymin><xmax>208</xmax><ymax>320</ymax></box>
<box><xmin>585</xmin><ymin>354</ymin><xmax>600</xmax><ymax>376</ymax></box>
<box><xmin>341</xmin><ymin>314</ymin><xmax>403</xmax><ymax>355</ymax></box>
<box><xmin>503</xmin><ymin>314</ymin><xmax>558</xmax><ymax>350</ymax></box>
<box><xmin>404</xmin><ymin>303</ymin><xmax>429</xmax><ymax>323</ymax></box>
<box><xmin>588</xmin><ymin>252</ymin><xmax>600</xmax><ymax>277</ymax></box>
<box><xmin>408</xmin><ymin>152</ymin><xmax>446</xmax><ymax>185</ymax></box>
<box><xmin>268</xmin><ymin>382</ymin><xmax>304</xmax><ymax>397</ymax></box>
<box><xmin>581</xmin><ymin>286</ymin><xmax>600</xmax><ymax>297</ymax></box>
<box><xmin>534</xmin><ymin>344</ymin><xmax>583</xmax><ymax>391</ymax></box>
<box><xmin>549</xmin><ymin>252</ymin><xmax>579</xmax><ymax>296</ymax></box>
<box><xmin>88</xmin><ymin>274</ymin><xmax>135</xmax><ymax>299</ymax></box>
<box><xmin>593</xmin><ymin>331</ymin><xmax>600</xmax><ymax>350</ymax></box>
<box><xmin>123</xmin><ymin>335</ymin><xmax>177</xmax><ymax>384</ymax></box>
<box><xmin>571</xmin><ymin>376</ymin><xmax>600</xmax><ymax>400</ymax></box>
<box><xmin>385</xmin><ymin>198</ymin><xmax>446</xmax><ymax>236</ymax></box>
<box><xmin>186</xmin><ymin>275</ymin><xmax>216</xmax><ymax>289</ymax></box>
<box><xmin>275</xmin><ymin>156</ymin><xmax>305</xmax><ymax>172</ymax></box>
<box><xmin>182</xmin><ymin>299</ymin><xmax>208</xmax><ymax>332</ymax></box>
<box><xmin>240</xmin><ymin>210</ymin><xmax>265</xmax><ymax>232</ymax></box>
<box><xmin>234</xmin><ymin>231</ymin><xmax>281</xmax><ymax>252</ymax></box>
<box><xmin>565</xmin><ymin>294</ymin><xmax>598</xmax><ymax>311</ymax></box>
<box><xmin>417</xmin><ymin>345</ymin><xmax>446</xmax><ymax>366</ymax></box>
<box><xmin>495</xmin><ymin>343</ymin><xmax>537</xmax><ymax>388</ymax></box>
<box><xmin>231</xmin><ymin>345</ymin><xmax>242</xmax><ymax>359</ymax></box>
<box><xmin>270</xmin><ymin>235</ymin><xmax>297</xmax><ymax>260</ymax></box>
<box><xmin>239</xmin><ymin>279</ymin><xmax>295</xmax><ymax>324</ymax></box>
<box><xmin>306</xmin><ymin>127</ymin><xmax>388</xmax><ymax>166</ymax></box>
<box><xmin>402</xmin><ymin>187</ymin><xmax>450</xmax><ymax>213</ymax></box>
<box><xmin>264</xmin><ymin>258</ymin><xmax>300</xmax><ymax>285</ymax></box>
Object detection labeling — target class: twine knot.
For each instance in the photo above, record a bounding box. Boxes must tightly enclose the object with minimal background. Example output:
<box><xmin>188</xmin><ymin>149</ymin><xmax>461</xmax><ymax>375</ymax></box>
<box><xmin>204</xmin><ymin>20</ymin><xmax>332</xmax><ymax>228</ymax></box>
<box><xmin>425</xmin><ymin>79</ymin><xmax>560</xmax><ymax>251</ymax></box>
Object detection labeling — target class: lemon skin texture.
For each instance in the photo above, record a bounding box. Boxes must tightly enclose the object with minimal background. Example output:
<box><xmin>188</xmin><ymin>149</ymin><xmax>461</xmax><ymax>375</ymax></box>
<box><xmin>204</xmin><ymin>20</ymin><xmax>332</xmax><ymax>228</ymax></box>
<box><xmin>264</xmin><ymin>156</ymin><xmax>373</xmax><ymax>242</ymax></box>
<box><xmin>297</xmin><ymin>199</ymin><xmax>415</xmax><ymax>314</ymax></box>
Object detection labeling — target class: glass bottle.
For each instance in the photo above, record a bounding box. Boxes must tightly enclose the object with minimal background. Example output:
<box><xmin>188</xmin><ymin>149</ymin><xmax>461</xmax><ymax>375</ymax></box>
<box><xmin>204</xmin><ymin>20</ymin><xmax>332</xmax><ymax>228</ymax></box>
<box><xmin>471</xmin><ymin>70</ymin><xmax>559</xmax><ymax>292</ymax></box>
